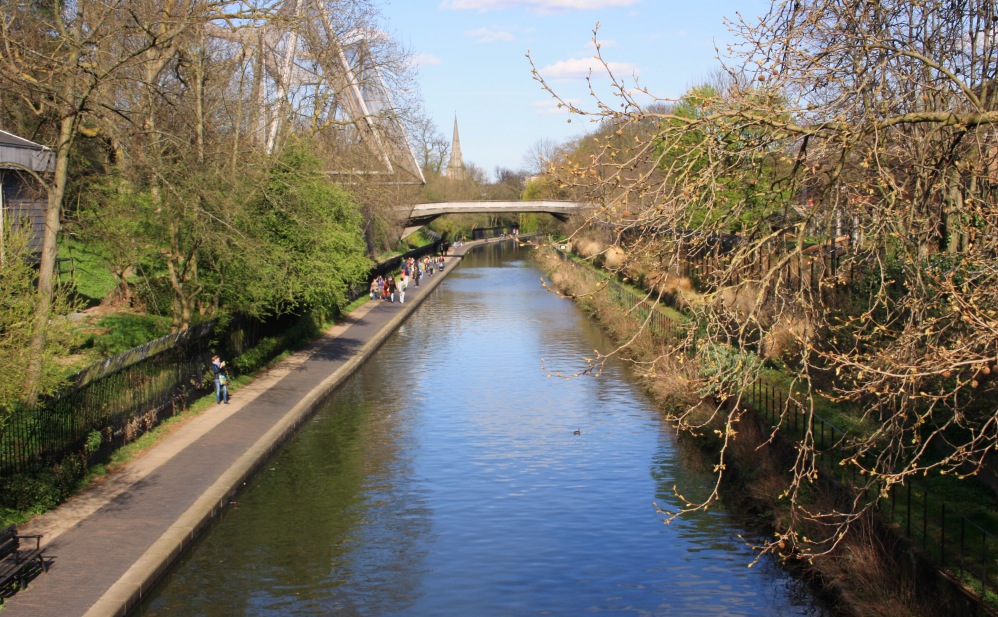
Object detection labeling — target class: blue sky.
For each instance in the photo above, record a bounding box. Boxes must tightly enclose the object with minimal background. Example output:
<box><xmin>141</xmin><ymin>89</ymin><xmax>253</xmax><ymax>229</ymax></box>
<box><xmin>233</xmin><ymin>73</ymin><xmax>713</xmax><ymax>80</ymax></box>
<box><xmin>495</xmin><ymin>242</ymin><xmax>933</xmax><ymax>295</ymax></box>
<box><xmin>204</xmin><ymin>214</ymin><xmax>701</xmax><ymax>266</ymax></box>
<box><xmin>378</xmin><ymin>0</ymin><xmax>773</xmax><ymax>178</ymax></box>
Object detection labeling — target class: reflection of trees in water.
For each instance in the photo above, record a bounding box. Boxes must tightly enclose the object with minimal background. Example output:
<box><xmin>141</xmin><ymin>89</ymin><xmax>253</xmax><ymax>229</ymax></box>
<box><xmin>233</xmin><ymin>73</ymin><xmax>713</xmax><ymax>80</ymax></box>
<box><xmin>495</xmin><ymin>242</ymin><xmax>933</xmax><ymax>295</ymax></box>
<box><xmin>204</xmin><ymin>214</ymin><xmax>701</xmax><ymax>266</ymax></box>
<box><xmin>142</xmin><ymin>242</ymin><xmax>823</xmax><ymax>616</ymax></box>
<box><xmin>258</xmin><ymin>378</ymin><xmax>432</xmax><ymax>613</ymax></box>
<box><xmin>139</xmin><ymin>379</ymin><xmax>432</xmax><ymax>615</ymax></box>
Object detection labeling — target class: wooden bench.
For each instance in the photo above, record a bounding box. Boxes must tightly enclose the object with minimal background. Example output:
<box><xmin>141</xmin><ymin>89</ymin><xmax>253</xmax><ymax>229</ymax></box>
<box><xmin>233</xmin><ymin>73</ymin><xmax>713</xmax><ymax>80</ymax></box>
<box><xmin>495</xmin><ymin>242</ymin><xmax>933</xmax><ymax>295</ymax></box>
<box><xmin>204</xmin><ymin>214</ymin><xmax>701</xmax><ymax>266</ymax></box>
<box><xmin>0</xmin><ymin>524</ymin><xmax>47</xmax><ymax>601</ymax></box>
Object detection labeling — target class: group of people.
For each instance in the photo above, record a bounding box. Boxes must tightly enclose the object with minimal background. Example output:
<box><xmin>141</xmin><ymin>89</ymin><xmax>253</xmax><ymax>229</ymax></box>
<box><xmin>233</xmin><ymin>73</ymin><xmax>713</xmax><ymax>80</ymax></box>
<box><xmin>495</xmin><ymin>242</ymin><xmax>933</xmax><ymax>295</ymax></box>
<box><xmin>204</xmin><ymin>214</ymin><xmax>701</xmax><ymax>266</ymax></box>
<box><xmin>369</xmin><ymin>254</ymin><xmax>449</xmax><ymax>304</ymax></box>
<box><xmin>211</xmin><ymin>251</ymin><xmax>457</xmax><ymax>407</ymax></box>
<box><xmin>370</xmin><ymin>273</ymin><xmax>406</xmax><ymax>303</ymax></box>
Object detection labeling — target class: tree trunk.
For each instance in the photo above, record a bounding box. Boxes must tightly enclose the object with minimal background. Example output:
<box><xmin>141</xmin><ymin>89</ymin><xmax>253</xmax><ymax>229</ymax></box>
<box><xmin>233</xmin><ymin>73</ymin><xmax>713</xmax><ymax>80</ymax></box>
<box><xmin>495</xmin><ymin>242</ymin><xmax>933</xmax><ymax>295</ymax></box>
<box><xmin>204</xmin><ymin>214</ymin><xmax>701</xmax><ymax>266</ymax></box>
<box><xmin>24</xmin><ymin>115</ymin><xmax>75</xmax><ymax>405</ymax></box>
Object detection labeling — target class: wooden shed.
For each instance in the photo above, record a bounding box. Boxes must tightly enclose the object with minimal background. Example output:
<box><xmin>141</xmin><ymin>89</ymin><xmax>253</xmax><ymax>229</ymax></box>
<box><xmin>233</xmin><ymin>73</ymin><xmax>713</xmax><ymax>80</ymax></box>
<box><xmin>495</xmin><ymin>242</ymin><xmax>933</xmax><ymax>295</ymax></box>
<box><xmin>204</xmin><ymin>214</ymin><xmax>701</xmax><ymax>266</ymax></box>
<box><xmin>0</xmin><ymin>129</ymin><xmax>54</xmax><ymax>256</ymax></box>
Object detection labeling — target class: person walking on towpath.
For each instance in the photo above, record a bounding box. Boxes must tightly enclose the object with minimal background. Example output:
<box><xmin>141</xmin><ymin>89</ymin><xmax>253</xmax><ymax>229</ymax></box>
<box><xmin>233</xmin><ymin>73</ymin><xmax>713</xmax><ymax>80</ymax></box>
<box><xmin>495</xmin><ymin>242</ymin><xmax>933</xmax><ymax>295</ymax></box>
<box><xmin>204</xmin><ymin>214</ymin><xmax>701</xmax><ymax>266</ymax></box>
<box><xmin>398</xmin><ymin>273</ymin><xmax>407</xmax><ymax>304</ymax></box>
<box><xmin>388</xmin><ymin>276</ymin><xmax>397</xmax><ymax>303</ymax></box>
<box><xmin>210</xmin><ymin>355</ymin><xmax>229</xmax><ymax>404</ymax></box>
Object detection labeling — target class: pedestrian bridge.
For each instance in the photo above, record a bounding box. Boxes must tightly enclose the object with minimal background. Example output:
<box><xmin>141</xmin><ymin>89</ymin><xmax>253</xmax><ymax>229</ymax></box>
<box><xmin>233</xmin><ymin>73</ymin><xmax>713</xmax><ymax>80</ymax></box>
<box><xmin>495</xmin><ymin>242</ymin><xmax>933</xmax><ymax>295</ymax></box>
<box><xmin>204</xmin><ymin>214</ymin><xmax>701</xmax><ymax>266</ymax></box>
<box><xmin>401</xmin><ymin>200</ymin><xmax>587</xmax><ymax>238</ymax></box>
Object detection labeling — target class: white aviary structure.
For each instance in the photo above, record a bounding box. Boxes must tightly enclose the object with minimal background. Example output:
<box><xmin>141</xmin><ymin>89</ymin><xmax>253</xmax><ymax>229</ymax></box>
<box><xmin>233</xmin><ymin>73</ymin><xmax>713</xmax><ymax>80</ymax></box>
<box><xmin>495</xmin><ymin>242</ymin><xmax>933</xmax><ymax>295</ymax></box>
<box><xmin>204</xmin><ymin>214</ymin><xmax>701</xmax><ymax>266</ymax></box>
<box><xmin>209</xmin><ymin>0</ymin><xmax>424</xmax><ymax>183</ymax></box>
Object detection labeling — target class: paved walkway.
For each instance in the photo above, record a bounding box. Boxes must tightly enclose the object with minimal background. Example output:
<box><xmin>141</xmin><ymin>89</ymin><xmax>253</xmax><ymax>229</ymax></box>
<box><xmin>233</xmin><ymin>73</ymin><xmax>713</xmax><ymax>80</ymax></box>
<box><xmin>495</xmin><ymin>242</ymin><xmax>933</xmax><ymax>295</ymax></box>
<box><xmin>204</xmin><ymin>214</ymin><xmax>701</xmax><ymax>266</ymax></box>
<box><xmin>3</xmin><ymin>243</ymin><xmax>478</xmax><ymax>617</ymax></box>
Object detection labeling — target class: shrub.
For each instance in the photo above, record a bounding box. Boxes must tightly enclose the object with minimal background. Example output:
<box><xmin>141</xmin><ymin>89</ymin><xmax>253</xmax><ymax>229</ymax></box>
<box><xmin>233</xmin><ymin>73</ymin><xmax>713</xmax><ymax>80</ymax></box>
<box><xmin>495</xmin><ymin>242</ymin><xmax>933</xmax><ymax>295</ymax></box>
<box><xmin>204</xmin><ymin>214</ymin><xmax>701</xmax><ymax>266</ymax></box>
<box><xmin>696</xmin><ymin>343</ymin><xmax>763</xmax><ymax>399</ymax></box>
<box><xmin>0</xmin><ymin>472</ymin><xmax>62</xmax><ymax>512</ymax></box>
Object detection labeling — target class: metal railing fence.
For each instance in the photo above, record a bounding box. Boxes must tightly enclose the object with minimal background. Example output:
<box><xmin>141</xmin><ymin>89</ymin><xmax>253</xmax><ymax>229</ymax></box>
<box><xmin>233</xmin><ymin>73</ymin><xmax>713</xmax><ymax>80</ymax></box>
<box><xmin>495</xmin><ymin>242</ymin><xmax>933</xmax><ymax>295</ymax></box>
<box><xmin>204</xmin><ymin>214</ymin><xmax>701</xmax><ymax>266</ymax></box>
<box><xmin>1</xmin><ymin>321</ymin><xmax>216</xmax><ymax>477</ymax></box>
<box><xmin>0</xmin><ymin>242</ymin><xmax>445</xmax><ymax>480</ymax></box>
<box><xmin>747</xmin><ymin>380</ymin><xmax>998</xmax><ymax>601</ymax></box>
<box><xmin>553</xmin><ymin>242</ymin><xmax>998</xmax><ymax>603</ymax></box>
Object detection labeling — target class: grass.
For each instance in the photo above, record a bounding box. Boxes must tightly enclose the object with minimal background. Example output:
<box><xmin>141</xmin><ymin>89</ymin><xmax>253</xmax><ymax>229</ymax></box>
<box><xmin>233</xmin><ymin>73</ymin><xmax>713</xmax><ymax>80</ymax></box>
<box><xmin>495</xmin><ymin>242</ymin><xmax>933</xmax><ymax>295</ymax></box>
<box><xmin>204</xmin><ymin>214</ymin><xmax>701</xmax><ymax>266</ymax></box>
<box><xmin>58</xmin><ymin>238</ymin><xmax>119</xmax><ymax>305</ymax></box>
<box><xmin>0</xmin><ymin>295</ymin><xmax>372</xmax><ymax>529</ymax></box>
<box><xmin>882</xmin><ymin>479</ymin><xmax>998</xmax><ymax>609</ymax></box>
<box><xmin>82</xmin><ymin>313</ymin><xmax>173</xmax><ymax>357</ymax></box>
<box><xmin>52</xmin><ymin>237</ymin><xmax>172</xmax><ymax>373</ymax></box>
<box><xmin>340</xmin><ymin>293</ymin><xmax>369</xmax><ymax>316</ymax></box>
<box><xmin>757</xmin><ymin>368</ymin><xmax>876</xmax><ymax>437</ymax></box>
<box><xmin>549</xmin><ymin>243</ymin><xmax>998</xmax><ymax>611</ymax></box>
<box><xmin>916</xmin><ymin>471</ymin><xmax>998</xmax><ymax>532</ymax></box>
<box><xmin>559</xmin><ymin>249</ymin><xmax>688</xmax><ymax>323</ymax></box>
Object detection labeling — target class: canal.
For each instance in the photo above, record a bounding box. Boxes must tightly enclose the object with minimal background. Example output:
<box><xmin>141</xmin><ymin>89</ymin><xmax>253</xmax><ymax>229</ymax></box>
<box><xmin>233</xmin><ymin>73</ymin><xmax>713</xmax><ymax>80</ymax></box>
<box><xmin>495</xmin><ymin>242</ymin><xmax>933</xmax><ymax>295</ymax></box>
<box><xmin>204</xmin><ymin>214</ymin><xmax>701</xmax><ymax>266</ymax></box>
<box><xmin>135</xmin><ymin>242</ymin><xmax>826</xmax><ymax>616</ymax></box>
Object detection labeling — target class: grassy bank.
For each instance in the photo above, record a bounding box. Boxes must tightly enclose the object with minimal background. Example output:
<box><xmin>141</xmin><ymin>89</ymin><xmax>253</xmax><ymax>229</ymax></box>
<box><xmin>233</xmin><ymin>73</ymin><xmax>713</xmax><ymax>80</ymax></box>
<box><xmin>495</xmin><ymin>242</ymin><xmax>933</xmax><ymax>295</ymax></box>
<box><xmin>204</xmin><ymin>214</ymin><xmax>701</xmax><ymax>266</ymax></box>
<box><xmin>0</xmin><ymin>294</ymin><xmax>371</xmax><ymax>529</ymax></box>
<box><xmin>536</xmin><ymin>244</ymin><xmax>992</xmax><ymax>617</ymax></box>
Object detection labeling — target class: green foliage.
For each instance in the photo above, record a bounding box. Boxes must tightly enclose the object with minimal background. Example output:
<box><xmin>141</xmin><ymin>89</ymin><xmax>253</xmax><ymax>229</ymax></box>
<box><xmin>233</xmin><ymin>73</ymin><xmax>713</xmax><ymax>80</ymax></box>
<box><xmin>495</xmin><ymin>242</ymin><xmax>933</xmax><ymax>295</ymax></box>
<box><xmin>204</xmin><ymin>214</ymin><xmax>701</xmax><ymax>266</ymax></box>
<box><xmin>230</xmin><ymin>336</ymin><xmax>285</xmax><ymax>376</ymax></box>
<box><xmin>0</xmin><ymin>452</ymin><xmax>88</xmax><ymax>514</ymax></box>
<box><xmin>517</xmin><ymin>212</ymin><xmax>563</xmax><ymax>234</ymax></box>
<box><xmin>57</xmin><ymin>238</ymin><xmax>118</xmax><ymax>304</ymax></box>
<box><xmin>0</xmin><ymin>229</ymin><xmax>74</xmax><ymax>426</ymax></box>
<box><xmin>233</xmin><ymin>138</ymin><xmax>370</xmax><ymax>316</ymax></box>
<box><xmin>83</xmin><ymin>313</ymin><xmax>171</xmax><ymax>357</ymax></box>
<box><xmin>133</xmin><ymin>275</ymin><xmax>174</xmax><ymax>317</ymax></box>
<box><xmin>661</xmin><ymin>85</ymin><xmax>719</xmax><ymax>177</ymax></box>
<box><xmin>428</xmin><ymin>216</ymin><xmax>460</xmax><ymax>240</ymax></box>
<box><xmin>517</xmin><ymin>213</ymin><xmax>540</xmax><ymax>233</ymax></box>
<box><xmin>70</xmin><ymin>138</ymin><xmax>370</xmax><ymax>326</ymax></box>
<box><xmin>400</xmin><ymin>229</ymin><xmax>435</xmax><ymax>250</ymax></box>
<box><xmin>657</xmin><ymin>85</ymin><xmax>791</xmax><ymax>232</ymax></box>
<box><xmin>71</xmin><ymin>174</ymin><xmax>159</xmax><ymax>304</ymax></box>
<box><xmin>84</xmin><ymin>430</ymin><xmax>103</xmax><ymax>455</ymax></box>
<box><xmin>0</xmin><ymin>473</ymin><xmax>63</xmax><ymax>514</ymax></box>
<box><xmin>231</xmin><ymin>311</ymin><xmax>324</xmax><ymax>376</ymax></box>
<box><xmin>522</xmin><ymin>175</ymin><xmax>567</xmax><ymax>201</ymax></box>
<box><xmin>696</xmin><ymin>342</ymin><xmax>763</xmax><ymax>399</ymax></box>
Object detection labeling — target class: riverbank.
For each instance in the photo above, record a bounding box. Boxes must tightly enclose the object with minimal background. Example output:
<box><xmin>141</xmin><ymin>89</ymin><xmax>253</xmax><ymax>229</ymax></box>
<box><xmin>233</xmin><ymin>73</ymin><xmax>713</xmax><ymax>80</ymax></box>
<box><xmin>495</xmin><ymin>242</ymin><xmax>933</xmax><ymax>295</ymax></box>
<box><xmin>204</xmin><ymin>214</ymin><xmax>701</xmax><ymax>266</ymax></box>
<box><xmin>536</xmin><ymin>243</ymin><xmax>992</xmax><ymax>617</ymax></box>
<box><xmin>134</xmin><ymin>238</ymin><xmax>826</xmax><ymax>616</ymax></box>
<box><xmin>2</xmin><ymin>240</ymin><xmax>483</xmax><ymax>617</ymax></box>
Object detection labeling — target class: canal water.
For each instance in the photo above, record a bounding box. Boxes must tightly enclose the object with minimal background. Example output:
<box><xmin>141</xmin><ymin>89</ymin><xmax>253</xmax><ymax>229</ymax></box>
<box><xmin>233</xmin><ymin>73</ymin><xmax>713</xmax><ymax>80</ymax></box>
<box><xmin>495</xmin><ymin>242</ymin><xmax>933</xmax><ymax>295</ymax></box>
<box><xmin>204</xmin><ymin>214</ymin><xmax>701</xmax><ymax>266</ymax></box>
<box><xmin>135</xmin><ymin>242</ymin><xmax>826</xmax><ymax>616</ymax></box>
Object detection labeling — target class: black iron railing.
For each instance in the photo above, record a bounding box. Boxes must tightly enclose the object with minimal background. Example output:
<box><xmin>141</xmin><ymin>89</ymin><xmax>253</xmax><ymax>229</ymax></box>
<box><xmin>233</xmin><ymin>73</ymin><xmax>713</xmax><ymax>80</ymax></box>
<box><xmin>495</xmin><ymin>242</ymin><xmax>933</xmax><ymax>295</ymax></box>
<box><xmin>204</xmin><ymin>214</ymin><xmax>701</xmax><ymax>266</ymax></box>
<box><xmin>0</xmin><ymin>242</ymin><xmax>444</xmax><ymax>480</ymax></box>
<box><xmin>552</xmin><ymin>242</ymin><xmax>998</xmax><ymax>604</ymax></box>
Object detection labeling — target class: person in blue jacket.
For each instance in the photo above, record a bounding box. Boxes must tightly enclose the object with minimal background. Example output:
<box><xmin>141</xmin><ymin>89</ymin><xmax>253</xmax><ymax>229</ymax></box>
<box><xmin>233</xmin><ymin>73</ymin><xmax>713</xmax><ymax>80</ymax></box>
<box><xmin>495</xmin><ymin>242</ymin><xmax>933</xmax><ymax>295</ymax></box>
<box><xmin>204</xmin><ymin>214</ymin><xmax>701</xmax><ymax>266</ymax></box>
<box><xmin>211</xmin><ymin>355</ymin><xmax>229</xmax><ymax>404</ymax></box>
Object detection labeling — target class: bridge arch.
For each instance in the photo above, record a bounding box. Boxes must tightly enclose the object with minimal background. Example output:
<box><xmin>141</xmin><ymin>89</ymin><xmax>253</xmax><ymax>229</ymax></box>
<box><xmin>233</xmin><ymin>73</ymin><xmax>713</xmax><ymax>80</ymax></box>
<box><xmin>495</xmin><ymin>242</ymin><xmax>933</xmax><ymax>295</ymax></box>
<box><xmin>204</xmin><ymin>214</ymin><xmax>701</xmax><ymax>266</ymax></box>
<box><xmin>400</xmin><ymin>200</ymin><xmax>586</xmax><ymax>238</ymax></box>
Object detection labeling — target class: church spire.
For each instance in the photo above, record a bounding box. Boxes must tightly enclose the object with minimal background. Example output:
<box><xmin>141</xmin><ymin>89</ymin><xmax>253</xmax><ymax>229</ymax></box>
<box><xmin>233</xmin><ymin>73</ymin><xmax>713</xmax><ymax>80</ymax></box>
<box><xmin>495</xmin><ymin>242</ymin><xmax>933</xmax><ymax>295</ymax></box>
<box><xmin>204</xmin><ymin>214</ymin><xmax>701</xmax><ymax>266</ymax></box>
<box><xmin>446</xmin><ymin>115</ymin><xmax>466</xmax><ymax>180</ymax></box>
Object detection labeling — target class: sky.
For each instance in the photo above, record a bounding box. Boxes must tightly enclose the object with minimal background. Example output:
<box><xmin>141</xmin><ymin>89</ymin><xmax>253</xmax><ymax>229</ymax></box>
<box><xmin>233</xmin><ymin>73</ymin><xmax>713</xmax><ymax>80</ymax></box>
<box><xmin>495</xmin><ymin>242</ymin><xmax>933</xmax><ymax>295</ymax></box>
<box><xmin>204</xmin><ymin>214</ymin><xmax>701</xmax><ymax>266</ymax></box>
<box><xmin>378</xmin><ymin>0</ymin><xmax>774</xmax><ymax>179</ymax></box>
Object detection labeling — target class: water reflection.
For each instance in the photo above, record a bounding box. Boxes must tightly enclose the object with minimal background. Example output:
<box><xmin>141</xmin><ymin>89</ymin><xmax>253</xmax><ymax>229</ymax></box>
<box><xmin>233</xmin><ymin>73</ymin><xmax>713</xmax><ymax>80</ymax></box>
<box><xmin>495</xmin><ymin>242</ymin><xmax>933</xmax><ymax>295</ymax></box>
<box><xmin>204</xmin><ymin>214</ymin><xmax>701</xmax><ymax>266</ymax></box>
<box><xmin>136</xmin><ymin>242</ymin><xmax>826</xmax><ymax>617</ymax></box>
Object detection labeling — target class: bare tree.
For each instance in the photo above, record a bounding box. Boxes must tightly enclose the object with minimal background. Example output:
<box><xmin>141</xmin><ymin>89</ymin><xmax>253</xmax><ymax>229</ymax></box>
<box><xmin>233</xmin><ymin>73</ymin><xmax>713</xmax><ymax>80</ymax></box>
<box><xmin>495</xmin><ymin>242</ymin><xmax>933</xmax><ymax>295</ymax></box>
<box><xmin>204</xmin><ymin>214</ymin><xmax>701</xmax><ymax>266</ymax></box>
<box><xmin>523</xmin><ymin>137</ymin><xmax>565</xmax><ymax>175</ymax></box>
<box><xmin>531</xmin><ymin>1</ymin><xmax>998</xmax><ymax>558</ymax></box>
<box><xmin>407</xmin><ymin>110</ymin><xmax>451</xmax><ymax>176</ymax></box>
<box><xmin>0</xmin><ymin>0</ymin><xmax>198</xmax><ymax>401</ymax></box>
<box><xmin>2</xmin><ymin>0</ymin><xmax>424</xmax><ymax>339</ymax></box>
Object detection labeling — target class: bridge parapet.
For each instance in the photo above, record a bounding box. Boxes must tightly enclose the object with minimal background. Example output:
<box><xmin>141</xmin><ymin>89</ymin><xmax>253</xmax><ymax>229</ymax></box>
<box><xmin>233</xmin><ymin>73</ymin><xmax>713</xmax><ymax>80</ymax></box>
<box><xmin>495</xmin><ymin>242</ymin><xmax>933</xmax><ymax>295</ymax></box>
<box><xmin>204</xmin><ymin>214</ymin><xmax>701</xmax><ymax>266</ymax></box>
<box><xmin>405</xmin><ymin>200</ymin><xmax>585</xmax><ymax>225</ymax></box>
<box><xmin>399</xmin><ymin>200</ymin><xmax>587</xmax><ymax>239</ymax></box>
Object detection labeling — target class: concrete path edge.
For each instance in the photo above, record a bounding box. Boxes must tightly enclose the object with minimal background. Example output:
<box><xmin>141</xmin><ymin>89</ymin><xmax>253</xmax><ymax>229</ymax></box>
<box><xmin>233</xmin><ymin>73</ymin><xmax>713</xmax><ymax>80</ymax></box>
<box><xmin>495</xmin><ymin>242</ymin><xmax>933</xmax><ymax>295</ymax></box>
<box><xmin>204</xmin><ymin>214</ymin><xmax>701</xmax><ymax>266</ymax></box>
<box><xmin>81</xmin><ymin>248</ymin><xmax>466</xmax><ymax>617</ymax></box>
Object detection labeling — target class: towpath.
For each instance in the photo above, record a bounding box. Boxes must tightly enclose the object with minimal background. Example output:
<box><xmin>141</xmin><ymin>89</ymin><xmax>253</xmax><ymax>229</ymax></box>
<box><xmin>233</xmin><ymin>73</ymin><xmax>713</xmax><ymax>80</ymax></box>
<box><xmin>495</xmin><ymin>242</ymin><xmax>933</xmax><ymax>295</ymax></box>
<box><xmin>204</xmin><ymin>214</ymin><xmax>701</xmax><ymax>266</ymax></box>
<box><xmin>3</xmin><ymin>241</ymin><xmax>479</xmax><ymax>617</ymax></box>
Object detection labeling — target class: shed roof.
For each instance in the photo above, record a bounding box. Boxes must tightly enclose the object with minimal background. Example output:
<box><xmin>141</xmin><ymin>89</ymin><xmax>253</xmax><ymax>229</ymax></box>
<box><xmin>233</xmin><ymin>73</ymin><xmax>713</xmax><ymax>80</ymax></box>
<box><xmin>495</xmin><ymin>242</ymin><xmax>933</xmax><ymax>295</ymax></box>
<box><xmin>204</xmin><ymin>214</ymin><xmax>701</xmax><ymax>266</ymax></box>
<box><xmin>0</xmin><ymin>129</ymin><xmax>54</xmax><ymax>173</ymax></box>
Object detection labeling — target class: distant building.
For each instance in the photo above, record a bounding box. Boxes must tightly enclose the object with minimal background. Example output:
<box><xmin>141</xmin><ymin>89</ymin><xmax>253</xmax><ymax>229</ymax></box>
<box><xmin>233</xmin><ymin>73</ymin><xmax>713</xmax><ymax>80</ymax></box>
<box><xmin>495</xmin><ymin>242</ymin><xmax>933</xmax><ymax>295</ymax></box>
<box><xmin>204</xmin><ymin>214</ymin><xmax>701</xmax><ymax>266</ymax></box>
<box><xmin>0</xmin><ymin>130</ymin><xmax>54</xmax><ymax>256</ymax></box>
<box><xmin>445</xmin><ymin>115</ymin><xmax>466</xmax><ymax>180</ymax></box>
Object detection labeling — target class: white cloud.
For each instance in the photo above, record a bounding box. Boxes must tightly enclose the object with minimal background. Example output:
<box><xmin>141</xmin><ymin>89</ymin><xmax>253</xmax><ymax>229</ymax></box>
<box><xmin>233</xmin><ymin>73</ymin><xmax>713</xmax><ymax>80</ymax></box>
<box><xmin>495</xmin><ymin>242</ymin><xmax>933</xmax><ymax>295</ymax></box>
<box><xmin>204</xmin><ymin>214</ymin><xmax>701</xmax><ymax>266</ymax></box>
<box><xmin>538</xmin><ymin>56</ymin><xmax>638</xmax><ymax>80</ymax></box>
<box><xmin>441</xmin><ymin>0</ymin><xmax>641</xmax><ymax>12</ymax></box>
<box><xmin>466</xmin><ymin>26</ymin><xmax>517</xmax><ymax>43</ymax></box>
<box><xmin>410</xmin><ymin>53</ymin><xmax>442</xmax><ymax>67</ymax></box>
